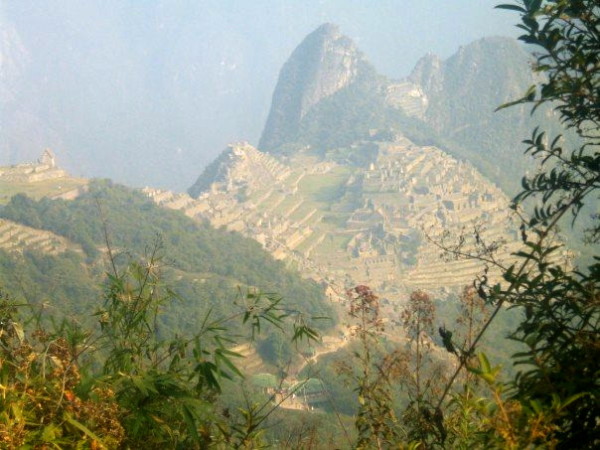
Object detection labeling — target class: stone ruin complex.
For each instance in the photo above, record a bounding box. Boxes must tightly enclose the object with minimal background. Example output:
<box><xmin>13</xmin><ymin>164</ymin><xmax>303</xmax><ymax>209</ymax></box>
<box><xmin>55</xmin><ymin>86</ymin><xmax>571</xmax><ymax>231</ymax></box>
<box><xmin>145</xmin><ymin>138</ymin><xmax>568</xmax><ymax>302</ymax></box>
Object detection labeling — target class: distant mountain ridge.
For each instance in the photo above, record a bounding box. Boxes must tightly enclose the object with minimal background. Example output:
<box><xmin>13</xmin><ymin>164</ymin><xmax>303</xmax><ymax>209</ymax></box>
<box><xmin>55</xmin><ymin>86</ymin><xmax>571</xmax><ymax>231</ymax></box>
<box><xmin>258</xmin><ymin>25</ymin><xmax>570</xmax><ymax>195</ymax></box>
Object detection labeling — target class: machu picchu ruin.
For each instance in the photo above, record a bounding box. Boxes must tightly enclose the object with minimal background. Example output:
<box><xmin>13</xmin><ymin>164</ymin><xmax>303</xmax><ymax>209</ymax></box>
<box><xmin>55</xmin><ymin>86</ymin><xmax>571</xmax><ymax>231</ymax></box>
<box><xmin>146</xmin><ymin>136</ymin><xmax>555</xmax><ymax>303</ymax></box>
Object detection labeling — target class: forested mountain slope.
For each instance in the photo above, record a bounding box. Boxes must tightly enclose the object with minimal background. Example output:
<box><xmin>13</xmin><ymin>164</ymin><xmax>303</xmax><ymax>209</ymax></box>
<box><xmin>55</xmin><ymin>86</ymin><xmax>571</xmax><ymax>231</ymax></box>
<box><xmin>0</xmin><ymin>181</ymin><xmax>333</xmax><ymax>333</ymax></box>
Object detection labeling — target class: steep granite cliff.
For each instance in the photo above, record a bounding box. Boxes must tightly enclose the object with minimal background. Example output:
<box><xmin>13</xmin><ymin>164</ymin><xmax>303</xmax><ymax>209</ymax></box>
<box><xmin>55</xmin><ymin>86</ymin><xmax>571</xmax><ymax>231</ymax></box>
<box><xmin>259</xmin><ymin>24</ymin><xmax>370</xmax><ymax>151</ymax></box>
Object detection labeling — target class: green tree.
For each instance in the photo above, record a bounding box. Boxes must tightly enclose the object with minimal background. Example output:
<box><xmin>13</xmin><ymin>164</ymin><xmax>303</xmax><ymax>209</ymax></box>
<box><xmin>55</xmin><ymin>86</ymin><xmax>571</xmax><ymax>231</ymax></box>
<box><xmin>494</xmin><ymin>2</ymin><xmax>599</xmax><ymax>447</ymax></box>
<box><xmin>0</xmin><ymin>238</ymin><xmax>321</xmax><ymax>448</ymax></box>
<box><xmin>432</xmin><ymin>2</ymin><xmax>598</xmax><ymax>448</ymax></box>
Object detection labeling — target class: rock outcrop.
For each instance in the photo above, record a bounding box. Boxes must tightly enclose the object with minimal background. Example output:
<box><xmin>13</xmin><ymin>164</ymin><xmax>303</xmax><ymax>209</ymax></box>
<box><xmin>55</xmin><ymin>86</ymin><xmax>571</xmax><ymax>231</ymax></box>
<box><xmin>406</xmin><ymin>37</ymin><xmax>549</xmax><ymax>194</ymax></box>
<box><xmin>188</xmin><ymin>142</ymin><xmax>291</xmax><ymax>198</ymax></box>
<box><xmin>410</xmin><ymin>37</ymin><xmax>535</xmax><ymax>132</ymax></box>
<box><xmin>258</xmin><ymin>27</ymin><xmax>562</xmax><ymax>196</ymax></box>
<box><xmin>259</xmin><ymin>23</ymin><xmax>368</xmax><ymax>151</ymax></box>
<box><xmin>407</xmin><ymin>53</ymin><xmax>443</xmax><ymax>97</ymax></box>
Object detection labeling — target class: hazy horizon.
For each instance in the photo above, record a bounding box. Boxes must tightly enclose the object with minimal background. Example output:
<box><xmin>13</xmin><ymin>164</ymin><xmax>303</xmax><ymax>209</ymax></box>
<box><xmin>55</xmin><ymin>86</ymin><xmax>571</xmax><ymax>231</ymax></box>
<box><xmin>1</xmin><ymin>0</ymin><xmax>519</xmax><ymax>191</ymax></box>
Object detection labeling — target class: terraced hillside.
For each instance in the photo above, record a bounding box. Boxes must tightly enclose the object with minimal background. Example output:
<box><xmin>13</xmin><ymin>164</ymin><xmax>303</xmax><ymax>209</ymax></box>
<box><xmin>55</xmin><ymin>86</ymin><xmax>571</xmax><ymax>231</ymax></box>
<box><xmin>149</xmin><ymin>140</ymin><xmax>565</xmax><ymax>302</ymax></box>
<box><xmin>0</xmin><ymin>218</ymin><xmax>82</xmax><ymax>255</ymax></box>
<box><xmin>0</xmin><ymin>152</ymin><xmax>88</xmax><ymax>255</ymax></box>
<box><xmin>0</xmin><ymin>149</ymin><xmax>337</xmax><ymax>375</ymax></box>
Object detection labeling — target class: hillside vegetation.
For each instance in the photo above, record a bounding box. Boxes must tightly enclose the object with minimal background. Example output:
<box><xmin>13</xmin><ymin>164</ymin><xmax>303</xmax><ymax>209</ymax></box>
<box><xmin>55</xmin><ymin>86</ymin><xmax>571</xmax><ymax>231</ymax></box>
<box><xmin>0</xmin><ymin>181</ymin><xmax>334</xmax><ymax>331</ymax></box>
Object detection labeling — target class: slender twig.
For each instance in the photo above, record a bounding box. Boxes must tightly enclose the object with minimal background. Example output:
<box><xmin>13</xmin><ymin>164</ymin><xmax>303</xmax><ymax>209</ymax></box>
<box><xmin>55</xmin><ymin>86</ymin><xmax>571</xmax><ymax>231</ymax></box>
<box><xmin>95</xmin><ymin>197</ymin><xmax>118</xmax><ymax>278</ymax></box>
<box><xmin>434</xmin><ymin>187</ymin><xmax>589</xmax><ymax>410</ymax></box>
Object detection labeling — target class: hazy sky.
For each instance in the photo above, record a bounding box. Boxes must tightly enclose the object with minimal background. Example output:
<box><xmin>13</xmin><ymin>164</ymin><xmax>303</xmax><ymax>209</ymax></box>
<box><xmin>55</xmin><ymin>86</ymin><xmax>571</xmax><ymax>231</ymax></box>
<box><xmin>252</xmin><ymin>0</ymin><xmax>519</xmax><ymax>77</ymax></box>
<box><xmin>1</xmin><ymin>0</ymin><xmax>521</xmax><ymax>190</ymax></box>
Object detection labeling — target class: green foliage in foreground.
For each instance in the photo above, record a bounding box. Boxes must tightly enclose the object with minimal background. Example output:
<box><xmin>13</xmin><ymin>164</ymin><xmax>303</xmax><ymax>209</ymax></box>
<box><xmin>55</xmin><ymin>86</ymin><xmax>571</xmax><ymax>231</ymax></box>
<box><xmin>351</xmin><ymin>2</ymin><xmax>600</xmax><ymax>447</ymax></box>
<box><xmin>0</xmin><ymin>244</ymin><xmax>321</xmax><ymax>449</ymax></box>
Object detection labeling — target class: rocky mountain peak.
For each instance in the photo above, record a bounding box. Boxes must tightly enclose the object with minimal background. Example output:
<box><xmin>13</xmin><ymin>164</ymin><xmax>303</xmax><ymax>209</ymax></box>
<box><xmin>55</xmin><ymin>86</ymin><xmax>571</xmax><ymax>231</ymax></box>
<box><xmin>412</xmin><ymin>36</ymin><xmax>532</xmax><ymax>106</ymax></box>
<box><xmin>408</xmin><ymin>53</ymin><xmax>443</xmax><ymax>96</ymax></box>
<box><xmin>258</xmin><ymin>23</ymin><xmax>366</xmax><ymax>151</ymax></box>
